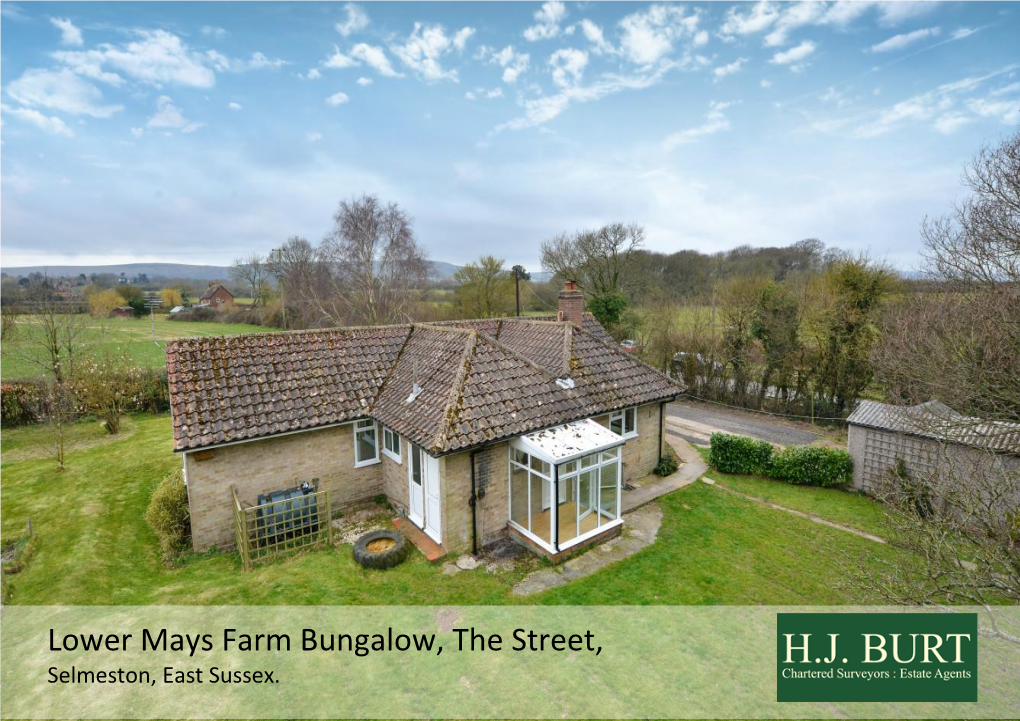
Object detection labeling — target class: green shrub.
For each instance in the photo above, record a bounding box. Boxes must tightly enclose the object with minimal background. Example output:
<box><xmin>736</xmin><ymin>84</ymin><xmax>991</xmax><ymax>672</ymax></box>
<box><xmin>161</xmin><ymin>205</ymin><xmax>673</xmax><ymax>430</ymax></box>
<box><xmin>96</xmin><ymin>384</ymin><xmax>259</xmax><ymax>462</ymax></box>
<box><xmin>654</xmin><ymin>451</ymin><xmax>679</xmax><ymax>477</ymax></box>
<box><xmin>709</xmin><ymin>432</ymin><xmax>774</xmax><ymax>475</ymax></box>
<box><xmin>145</xmin><ymin>469</ymin><xmax>191</xmax><ymax>565</ymax></box>
<box><xmin>1</xmin><ymin>381</ymin><xmax>47</xmax><ymax>425</ymax></box>
<box><xmin>769</xmin><ymin>446</ymin><xmax>853</xmax><ymax>488</ymax></box>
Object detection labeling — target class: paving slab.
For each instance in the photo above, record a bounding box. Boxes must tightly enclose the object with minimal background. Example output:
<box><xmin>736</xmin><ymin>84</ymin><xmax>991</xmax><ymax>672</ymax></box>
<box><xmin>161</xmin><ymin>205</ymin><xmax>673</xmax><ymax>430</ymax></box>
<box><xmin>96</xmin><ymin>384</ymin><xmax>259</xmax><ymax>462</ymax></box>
<box><xmin>621</xmin><ymin>434</ymin><xmax>707</xmax><ymax>512</ymax></box>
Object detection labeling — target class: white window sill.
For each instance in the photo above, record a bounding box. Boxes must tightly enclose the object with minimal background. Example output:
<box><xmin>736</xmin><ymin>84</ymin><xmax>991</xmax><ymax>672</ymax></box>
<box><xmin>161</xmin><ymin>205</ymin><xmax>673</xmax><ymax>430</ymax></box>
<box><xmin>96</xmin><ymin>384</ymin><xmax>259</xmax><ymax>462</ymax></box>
<box><xmin>621</xmin><ymin>431</ymin><xmax>638</xmax><ymax>440</ymax></box>
<box><xmin>383</xmin><ymin>449</ymin><xmax>402</xmax><ymax>464</ymax></box>
<box><xmin>354</xmin><ymin>458</ymin><xmax>381</xmax><ymax>469</ymax></box>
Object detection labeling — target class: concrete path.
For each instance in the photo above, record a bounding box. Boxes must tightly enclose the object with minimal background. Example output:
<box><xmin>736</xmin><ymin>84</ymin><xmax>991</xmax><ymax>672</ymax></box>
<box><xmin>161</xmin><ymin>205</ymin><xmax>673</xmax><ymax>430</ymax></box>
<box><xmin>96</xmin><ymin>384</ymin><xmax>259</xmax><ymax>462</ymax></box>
<box><xmin>511</xmin><ymin>502</ymin><xmax>663</xmax><ymax>596</ymax></box>
<box><xmin>703</xmin><ymin>477</ymin><xmax>887</xmax><ymax>544</ymax></box>
<box><xmin>621</xmin><ymin>432</ymin><xmax>707</xmax><ymax>512</ymax></box>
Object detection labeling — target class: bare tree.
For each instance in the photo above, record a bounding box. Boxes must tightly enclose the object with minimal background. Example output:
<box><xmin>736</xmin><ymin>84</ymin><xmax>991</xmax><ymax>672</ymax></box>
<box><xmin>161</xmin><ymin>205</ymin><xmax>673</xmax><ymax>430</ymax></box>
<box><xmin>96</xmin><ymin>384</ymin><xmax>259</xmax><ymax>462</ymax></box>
<box><xmin>230</xmin><ymin>253</ymin><xmax>270</xmax><ymax>307</ymax></box>
<box><xmin>864</xmin><ymin>128</ymin><xmax>1020</xmax><ymax>612</ymax></box>
<box><xmin>13</xmin><ymin>295</ymin><xmax>93</xmax><ymax>383</ymax></box>
<box><xmin>540</xmin><ymin>222</ymin><xmax>644</xmax><ymax>296</ymax></box>
<box><xmin>267</xmin><ymin>236</ymin><xmax>323</xmax><ymax>329</ymax></box>
<box><xmin>454</xmin><ymin>256</ymin><xmax>514</xmax><ymax>318</ymax></box>
<box><xmin>921</xmin><ymin>129</ymin><xmax>1020</xmax><ymax>285</ymax></box>
<box><xmin>314</xmin><ymin>195</ymin><xmax>429</xmax><ymax>326</ymax></box>
<box><xmin>27</xmin><ymin>379</ymin><xmax>76</xmax><ymax>471</ymax></box>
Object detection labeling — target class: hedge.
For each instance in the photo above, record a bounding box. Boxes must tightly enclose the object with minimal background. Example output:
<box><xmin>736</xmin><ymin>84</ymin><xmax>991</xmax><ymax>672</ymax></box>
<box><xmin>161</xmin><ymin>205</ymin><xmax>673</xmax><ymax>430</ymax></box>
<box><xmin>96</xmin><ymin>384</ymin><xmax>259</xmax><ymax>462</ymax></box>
<box><xmin>769</xmin><ymin>445</ymin><xmax>853</xmax><ymax>488</ymax></box>
<box><xmin>0</xmin><ymin>367</ymin><xmax>169</xmax><ymax>426</ymax></box>
<box><xmin>709</xmin><ymin>432</ymin><xmax>853</xmax><ymax>488</ymax></box>
<box><xmin>145</xmin><ymin>469</ymin><xmax>191</xmax><ymax>565</ymax></box>
<box><xmin>708</xmin><ymin>432</ymin><xmax>774</xmax><ymax>475</ymax></box>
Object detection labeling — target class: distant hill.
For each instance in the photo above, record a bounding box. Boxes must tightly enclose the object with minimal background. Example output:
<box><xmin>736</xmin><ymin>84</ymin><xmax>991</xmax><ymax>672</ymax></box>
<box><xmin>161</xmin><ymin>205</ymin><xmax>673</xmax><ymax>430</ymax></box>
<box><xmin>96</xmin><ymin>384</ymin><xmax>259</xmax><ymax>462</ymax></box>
<box><xmin>2</xmin><ymin>260</ymin><xmax>469</xmax><ymax>282</ymax></box>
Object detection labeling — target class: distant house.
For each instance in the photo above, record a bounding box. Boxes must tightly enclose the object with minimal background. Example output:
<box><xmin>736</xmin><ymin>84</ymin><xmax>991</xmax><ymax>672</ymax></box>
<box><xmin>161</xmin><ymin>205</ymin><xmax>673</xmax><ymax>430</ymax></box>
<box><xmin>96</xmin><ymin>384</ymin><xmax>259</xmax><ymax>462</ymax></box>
<box><xmin>197</xmin><ymin>281</ymin><xmax>234</xmax><ymax>310</ymax></box>
<box><xmin>847</xmin><ymin>400</ymin><xmax>1020</xmax><ymax>492</ymax></box>
<box><xmin>111</xmin><ymin>306</ymin><xmax>134</xmax><ymax>319</ymax></box>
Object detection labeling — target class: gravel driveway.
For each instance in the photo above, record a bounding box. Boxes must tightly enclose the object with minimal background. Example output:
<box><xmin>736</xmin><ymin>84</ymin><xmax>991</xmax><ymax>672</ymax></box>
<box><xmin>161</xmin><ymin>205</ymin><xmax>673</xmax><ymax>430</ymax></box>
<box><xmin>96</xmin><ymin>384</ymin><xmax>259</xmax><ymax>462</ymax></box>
<box><xmin>665</xmin><ymin>400</ymin><xmax>823</xmax><ymax>447</ymax></box>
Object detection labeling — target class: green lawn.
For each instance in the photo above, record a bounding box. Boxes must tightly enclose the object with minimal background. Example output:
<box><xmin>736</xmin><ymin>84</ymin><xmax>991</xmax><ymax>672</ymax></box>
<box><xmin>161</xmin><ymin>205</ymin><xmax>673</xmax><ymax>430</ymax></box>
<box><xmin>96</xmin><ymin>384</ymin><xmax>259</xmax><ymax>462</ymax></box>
<box><xmin>0</xmin><ymin>412</ymin><xmax>909</xmax><ymax>606</ymax></box>
<box><xmin>0</xmin><ymin>315</ymin><xmax>278</xmax><ymax>380</ymax></box>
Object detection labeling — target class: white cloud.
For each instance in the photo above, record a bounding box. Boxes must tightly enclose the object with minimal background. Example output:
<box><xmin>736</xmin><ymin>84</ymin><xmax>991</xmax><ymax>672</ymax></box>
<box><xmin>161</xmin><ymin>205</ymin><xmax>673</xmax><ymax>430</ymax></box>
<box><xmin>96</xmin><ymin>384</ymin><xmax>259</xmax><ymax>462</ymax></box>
<box><xmin>875</xmin><ymin>1</ymin><xmax>939</xmax><ymax>27</ymax></box>
<box><xmin>325</xmin><ymin>92</ymin><xmax>350</xmax><ymax>106</ymax></box>
<box><xmin>466</xmin><ymin>87</ymin><xmax>503</xmax><ymax>101</ymax></box>
<box><xmin>719</xmin><ymin>1</ymin><xmax>780</xmax><ymax>36</ymax></box>
<box><xmin>228</xmin><ymin>102</ymin><xmax>242</xmax><ymax>111</ymax></box>
<box><xmin>392</xmin><ymin>23</ymin><xmax>475</xmax><ymax>82</ymax></box>
<box><xmin>351</xmin><ymin>43</ymin><xmax>401</xmax><ymax>77</ymax></box>
<box><xmin>618</xmin><ymin>4</ymin><xmax>701</xmax><ymax>66</ymax></box>
<box><xmin>306</xmin><ymin>131</ymin><xmax>323</xmax><ymax>142</ymax></box>
<box><xmin>662</xmin><ymin>100</ymin><xmax>732</xmax><ymax>150</ymax></box>
<box><xmin>991</xmin><ymin>82</ymin><xmax>1020</xmax><ymax>97</ymax></box>
<box><xmin>0</xmin><ymin>103</ymin><xmax>74</xmax><ymax>136</ymax></box>
<box><xmin>951</xmin><ymin>27</ymin><xmax>978</xmax><ymax>41</ymax></box>
<box><xmin>549</xmin><ymin>48</ymin><xmax>588</xmax><ymax>88</ymax></box>
<box><xmin>720</xmin><ymin>1</ymin><xmax>894</xmax><ymax>46</ymax></box>
<box><xmin>146</xmin><ymin>95</ymin><xmax>202</xmax><ymax>132</ymax></box>
<box><xmin>933</xmin><ymin>113</ymin><xmax>971</xmax><ymax>134</ymax></box>
<box><xmin>201</xmin><ymin>26</ymin><xmax>227</xmax><ymax>39</ymax></box>
<box><xmin>770</xmin><ymin>40</ymin><xmax>816</xmax><ymax>66</ymax></box>
<box><xmin>6</xmin><ymin>68</ymin><xmax>122</xmax><ymax>117</ymax></box>
<box><xmin>130</xmin><ymin>127</ymin><xmax>145</xmax><ymax>137</ymax></box>
<box><xmin>694</xmin><ymin>30</ymin><xmax>709</xmax><ymax>46</ymax></box>
<box><xmin>53</xmin><ymin>30</ymin><xmax>217</xmax><ymax>88</ymax></box>
<box><xmin>485</xmin><ymin>45</ymin><xmax>530</xmax><ymax>84</ymax></box>
<box><xmin>247</xmin><ymin>52</ymin><xmax>287</xmax><ymax>69</ymax></box>
<box><xmin>495</xmin><ymin>63</ymin><xmax>675</xmax><ymax>133</ymax></box>
<box><xmin>760</xmin><ymin>78</ymin><xmax>772</xmax><ymax>89</ymax></box>
<box><xmin>524</xmin><ymin>1</ymin><xmax>567</xmax><ymax>42</ymax></box>
<box><xmin>205</xmin><ymin>50</ymin><xmax>287</xmax><ymax>72</ymax></box>
<box><xmin>335</xmin><ymin>3</ymin><xmax>369</xmax><ymax>37</ymax></box>
<box><xmin>869</xmin><ymin>27</ymin><xmax>940</xmax><ymax>53</ymax></box>
<box><xmin>713</xmin><ymin>58</ymin><xmax>746</xmax><ymax>80</ymax></box>
<box><xmin>356</xmin><ymin>76</ymin><xmax>373</xmax><ymax>86</ymax></box>
<box><xmin>324</xmin><ymin>47</ymin><xmax>358</xmax><ymax>70</ymax></box>
<box><xmin>967</xmin><ymin>97</ymin><xmax>1020</xmax><ymax>125</ymax></box>
<box><xmin>305</xmin><ymin>68</ymin><xmax>322</xmax><ymax>80</ymax></box>
<box><xmin>50</xmin><ymin>17</ymin><xmax>83</xmax><ymax>46</ymax></box>
<box><xmin>578</xmin><ymin>19</ymin><xmax>614</xmax><ymax>55</ymax></box>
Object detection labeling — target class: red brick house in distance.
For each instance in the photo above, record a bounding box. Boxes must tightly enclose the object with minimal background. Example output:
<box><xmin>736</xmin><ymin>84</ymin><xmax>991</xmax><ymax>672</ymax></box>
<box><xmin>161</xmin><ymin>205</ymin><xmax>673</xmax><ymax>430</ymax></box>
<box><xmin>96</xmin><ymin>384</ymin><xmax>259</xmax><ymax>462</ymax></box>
<box><xmin>197</xmin><ymin>281</ymin><xmax>234</xmax><ymax>310</ymax></box>
<box><xmin>166</xmin><ymin>283</ymin><xmax>684</xmax><ymax>561</ymax></box>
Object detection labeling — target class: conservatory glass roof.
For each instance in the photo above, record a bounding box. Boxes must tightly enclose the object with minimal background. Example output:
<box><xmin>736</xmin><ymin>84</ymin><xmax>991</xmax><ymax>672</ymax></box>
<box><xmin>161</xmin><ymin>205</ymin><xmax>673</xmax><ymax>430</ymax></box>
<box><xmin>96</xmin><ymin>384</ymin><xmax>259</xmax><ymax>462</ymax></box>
<box><xmin>514</xmin><ymin>418</ymin><xmax>625</xmax><ymax>464</ymax></box>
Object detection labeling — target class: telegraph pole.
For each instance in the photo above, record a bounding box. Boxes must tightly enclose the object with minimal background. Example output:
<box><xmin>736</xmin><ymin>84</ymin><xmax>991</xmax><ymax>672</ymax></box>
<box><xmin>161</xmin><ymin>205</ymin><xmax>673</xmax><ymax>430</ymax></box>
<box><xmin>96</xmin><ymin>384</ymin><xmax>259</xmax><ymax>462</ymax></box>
<box><xmin>515</xmin><ymin>270</ymin><xmax>520</xmax><ymax>317</ymax></box>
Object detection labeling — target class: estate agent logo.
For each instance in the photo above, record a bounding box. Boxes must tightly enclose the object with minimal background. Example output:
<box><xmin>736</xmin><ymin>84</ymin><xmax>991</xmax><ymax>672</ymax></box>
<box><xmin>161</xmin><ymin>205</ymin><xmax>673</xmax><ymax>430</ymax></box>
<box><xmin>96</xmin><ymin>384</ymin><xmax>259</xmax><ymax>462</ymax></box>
<box><xmin>777</xmin><ymin>613</ymin><xmax>977</xmax><ymax>702</ymax></box>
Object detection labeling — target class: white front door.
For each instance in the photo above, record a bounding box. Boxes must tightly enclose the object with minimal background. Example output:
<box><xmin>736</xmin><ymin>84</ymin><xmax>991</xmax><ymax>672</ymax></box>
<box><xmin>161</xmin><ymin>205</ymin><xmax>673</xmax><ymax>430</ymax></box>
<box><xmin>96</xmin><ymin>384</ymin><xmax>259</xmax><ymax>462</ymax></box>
<box><xmin>423</xmin><ymin>453</ymin><xmax>442</xmax><ymax>543</ymax></box>
<box><xmin>408</xmin><ymin>443</ymin><xmax>425</xmax><ymax>527</ymax></box>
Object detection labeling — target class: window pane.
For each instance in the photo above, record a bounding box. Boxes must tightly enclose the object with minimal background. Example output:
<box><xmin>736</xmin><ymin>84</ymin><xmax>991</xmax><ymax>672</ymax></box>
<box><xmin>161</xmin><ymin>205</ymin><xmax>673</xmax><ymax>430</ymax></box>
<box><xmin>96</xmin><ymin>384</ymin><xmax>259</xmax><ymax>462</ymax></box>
<box><xmin>599</xmin><ymin>460</ymin><xmax>619</xmax><ymax>521</ymax></box>
<box><xmin>356</xmin><ymin>427</ymin><xmax>377</xmax><ymax>463</ymax></box>
<box><xmin>411</xmin><ymin>446</ymin><xmax>422</xmax><ymax>485</ymax></box>
<box><xmin>610</xmin><ymin>414</ymin><xmax>623</xmax><ymax>435</ymax></box>
<box><xmin>602</xmin><ymin>446</ymin><xmax>619</xmax><ymax>460</ymax></box>
<box><xmin>512</xmin><ymin>448</ymin><xmax>528</xmax><ymax>466</ymax></box>
<box><xmin>580</xmin><ymin>453</ymin><xmax>597</xmax><ymax>468</ymax></box>
<box><xmin>625</xmin><ymin>408</ymin><xmax>636</xmax><ymax>434</ymax></box>
<box><xmin>510</xmin><ymin>464</ymin><xmax>528</xmax><ymax>529</ymax></box>
<box><xmin>532</xmin><ymin>472</ymin><xmax>553</xmax><ymax>544</ymax></box>
<box><xmin>530</xmin><ymin>456</ymin><xmax>550</xmax><ymax>477</ymax></box>
<box><xmin>559</xmin><ymin>460</ymin><xmax>577</xmax><ymax>476</ymax></box>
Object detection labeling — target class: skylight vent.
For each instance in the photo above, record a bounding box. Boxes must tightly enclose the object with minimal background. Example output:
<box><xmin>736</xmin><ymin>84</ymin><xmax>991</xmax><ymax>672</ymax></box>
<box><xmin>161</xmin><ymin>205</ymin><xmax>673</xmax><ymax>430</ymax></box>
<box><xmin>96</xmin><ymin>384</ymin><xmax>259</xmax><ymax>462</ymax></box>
<box><xmin>405</xmin><ymin>382</ymin><xmax>423</xmax><ymax>404</ymax></box>
<box><xmin>555</xmin><ymin>377</ymin><xmax>575</xmax><ymax>389</ymax></box>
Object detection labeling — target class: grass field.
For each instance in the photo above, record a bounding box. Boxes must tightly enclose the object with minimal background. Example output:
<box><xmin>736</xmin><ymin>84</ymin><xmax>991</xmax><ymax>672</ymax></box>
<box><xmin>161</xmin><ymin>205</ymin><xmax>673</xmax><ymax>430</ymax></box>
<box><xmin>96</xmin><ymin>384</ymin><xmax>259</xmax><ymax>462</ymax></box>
<box><xmin>0</xmin><ymin>315</ymin><xmax>277</xmax><ymax>380</ymax></box>
<box><xmin>1</xmin><ymin>413</ymin><xmax>905</xmax><ymax>606</ymax></box>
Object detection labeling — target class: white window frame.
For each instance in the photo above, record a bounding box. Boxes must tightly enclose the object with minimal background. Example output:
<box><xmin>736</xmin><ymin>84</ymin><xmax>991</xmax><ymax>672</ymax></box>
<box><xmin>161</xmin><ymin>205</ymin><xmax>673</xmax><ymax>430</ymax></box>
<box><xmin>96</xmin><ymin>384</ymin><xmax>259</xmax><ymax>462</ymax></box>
<box><xmin>610</xmin><ymin>407</ymin><xmax>638</xmax><ymax>439</ymax></box>
<box><xmin>382</xmin><ymin>426</ymin><xmax>402</xmax><ymax>464</ymax></box>
<box><xmin>353</xmin><ymin>419</ymin><xmax>380</xmax><ymax>468</ymax></box>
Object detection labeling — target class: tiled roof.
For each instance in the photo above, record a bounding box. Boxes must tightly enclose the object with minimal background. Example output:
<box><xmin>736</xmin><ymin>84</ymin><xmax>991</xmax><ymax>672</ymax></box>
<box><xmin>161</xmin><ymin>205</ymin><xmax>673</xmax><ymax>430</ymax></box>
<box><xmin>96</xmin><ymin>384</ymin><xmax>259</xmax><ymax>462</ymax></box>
<box><xmin>200</xmin><ymin>284</ymin><xmax>231</xmax><ymax>300</ymax></box>
<box><xmin>847</xmin><ymin>400</ymin><xmax>1020</xmax><ymax>455</ymax></box>
<box><xmin>167</xmin><ymin>316</ymin><xmax>683</xmax><ymax>454</ymax></box>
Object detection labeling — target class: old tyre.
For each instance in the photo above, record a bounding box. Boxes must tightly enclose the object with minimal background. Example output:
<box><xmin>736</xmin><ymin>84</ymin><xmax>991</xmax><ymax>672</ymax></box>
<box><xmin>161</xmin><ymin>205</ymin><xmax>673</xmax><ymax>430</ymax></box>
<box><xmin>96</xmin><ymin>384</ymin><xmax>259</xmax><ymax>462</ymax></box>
<box><xmin>353</xmin><ymin>530</ymin><xmax>410</xmax><ymax>570</ymax></box>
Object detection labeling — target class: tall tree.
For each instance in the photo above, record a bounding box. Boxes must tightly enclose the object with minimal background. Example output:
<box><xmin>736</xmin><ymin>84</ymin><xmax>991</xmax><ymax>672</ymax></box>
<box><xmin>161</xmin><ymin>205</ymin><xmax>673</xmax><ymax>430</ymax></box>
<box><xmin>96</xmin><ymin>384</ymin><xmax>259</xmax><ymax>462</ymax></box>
<box><xmin>230</xmin><ymin>253</ymin><xmax>270</xmax><ymax>307</ymax></box>
<box><xmin>751</xmin><ymin>282</ymin><xmax>800</xmax><ymax>406</ymax></box>
<box><xmin>268</xmin><ymin>236</ymin><xmax>322</xmax><ymax>329</ymax></box>
<box><xmin>540</xmin><ymin>222</ymin><xmax>644</xmax><ymax>296</ymax></box>
<box><xmin>315</xmin><ymin>195</ymin><xmax>429</xmax><ymax>326</ymax></box>
<box><xmin>454</xmin><ymin>256</ymin><xmax>515</xmax><ymax>318</ymax></box>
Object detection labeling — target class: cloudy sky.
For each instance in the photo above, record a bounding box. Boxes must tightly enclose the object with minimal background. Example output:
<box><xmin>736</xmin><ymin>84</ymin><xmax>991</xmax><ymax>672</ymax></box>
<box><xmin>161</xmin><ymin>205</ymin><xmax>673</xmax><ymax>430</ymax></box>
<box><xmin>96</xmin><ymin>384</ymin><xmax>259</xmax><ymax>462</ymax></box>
<box><xmin>2</xmin><ymin>1</ymin><xmax>1018</xmax><ymax>271</ymax></box>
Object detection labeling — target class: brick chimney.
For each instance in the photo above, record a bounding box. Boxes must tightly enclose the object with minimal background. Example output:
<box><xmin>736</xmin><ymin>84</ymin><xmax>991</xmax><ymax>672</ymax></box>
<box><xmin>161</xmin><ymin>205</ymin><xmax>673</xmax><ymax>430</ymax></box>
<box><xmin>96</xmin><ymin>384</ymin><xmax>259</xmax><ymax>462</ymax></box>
<box><xmin>557</xmin><ymin>280</ymin><xmax>584</xmax><ymax>326</ymax></box>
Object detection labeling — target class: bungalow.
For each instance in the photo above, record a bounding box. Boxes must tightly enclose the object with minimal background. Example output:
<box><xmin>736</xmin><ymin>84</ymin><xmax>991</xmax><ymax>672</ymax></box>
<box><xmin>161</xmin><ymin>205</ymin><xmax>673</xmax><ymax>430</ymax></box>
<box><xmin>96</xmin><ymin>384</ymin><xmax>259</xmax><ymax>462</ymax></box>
<box><xmin>197</xmin><ymin>282</ymin><xmax>234</xmax><ymax>310</ymax></box>
<box><xmin>166</xmin><ymin>283</ymin><xmax>684</xmax><ymax>561</ymax></box>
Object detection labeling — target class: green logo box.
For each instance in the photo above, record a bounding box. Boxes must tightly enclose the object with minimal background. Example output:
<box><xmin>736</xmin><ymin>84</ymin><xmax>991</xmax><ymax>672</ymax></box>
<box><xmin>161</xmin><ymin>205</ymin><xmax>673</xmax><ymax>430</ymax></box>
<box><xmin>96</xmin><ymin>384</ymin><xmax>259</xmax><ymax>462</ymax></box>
<box><xmin>777</xmin><ymin>612</ymin><xmax>977</xmax><ymax>703</ymax></box>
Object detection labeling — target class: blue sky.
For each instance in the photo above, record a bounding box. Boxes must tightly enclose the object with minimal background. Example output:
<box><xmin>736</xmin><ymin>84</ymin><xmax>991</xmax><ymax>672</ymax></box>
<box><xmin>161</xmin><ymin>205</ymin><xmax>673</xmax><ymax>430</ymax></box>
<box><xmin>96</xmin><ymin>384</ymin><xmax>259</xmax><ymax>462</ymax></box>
<box><xmin>1</xmin><ymin>1</ymin><xmax>1018</xmax><ymax>271</ymax></box>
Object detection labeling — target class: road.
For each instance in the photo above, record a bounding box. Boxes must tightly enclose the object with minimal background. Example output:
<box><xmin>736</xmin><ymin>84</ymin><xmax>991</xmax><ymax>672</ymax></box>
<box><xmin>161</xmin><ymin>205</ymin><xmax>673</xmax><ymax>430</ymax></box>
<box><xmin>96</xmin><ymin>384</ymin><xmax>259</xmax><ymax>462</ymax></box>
<box><xmin>665</xmin><ymin>400</ymin><xmax>823</xmax><ymax>447</ymax></box>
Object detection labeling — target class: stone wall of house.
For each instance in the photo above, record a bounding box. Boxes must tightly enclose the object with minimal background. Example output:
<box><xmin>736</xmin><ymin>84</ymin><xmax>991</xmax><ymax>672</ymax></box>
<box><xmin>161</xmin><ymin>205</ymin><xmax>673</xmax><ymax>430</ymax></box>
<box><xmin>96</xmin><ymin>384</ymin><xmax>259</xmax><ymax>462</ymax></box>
<box><xmin>184</xmin><ymin>423</ymin><xmax>382</xmax><ymax>551</ymax></box>
<box><xmin>593</xmin><ymin>402</ymin><xmax>663</xmax><ymax>483</ymax></box>
<box><xmin>849</xmin><ymin>424</ymin><xmax>1020</xmax><ymax>494</ymax></box>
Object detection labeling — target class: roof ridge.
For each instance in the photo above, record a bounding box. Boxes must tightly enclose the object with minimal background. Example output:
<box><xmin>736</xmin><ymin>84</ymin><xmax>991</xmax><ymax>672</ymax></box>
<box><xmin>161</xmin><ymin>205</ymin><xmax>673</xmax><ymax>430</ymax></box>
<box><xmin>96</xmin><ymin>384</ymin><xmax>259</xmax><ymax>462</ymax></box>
<box><xmin>365</xmin><ymin>325</ymin><xmax>416</xmax><ymax>417</ymax></box>
<box><xmin>431</xmin><ymin>330</ymin><xmax>478</xmax><ymax>453</ymax></box>
<box><xmin>163</xmin><ymin>323</ymin><xmax>413</xmax><ymax>347</ymax></box>
<box><xmin>560</xmin><ymin>323</ymin><xmax>572</xmax><ymax>377</ymax></box>
<box><xmin>476</xmin><ymin>331</ymin><xmax>567</xmax><ymax>383</ymax></box>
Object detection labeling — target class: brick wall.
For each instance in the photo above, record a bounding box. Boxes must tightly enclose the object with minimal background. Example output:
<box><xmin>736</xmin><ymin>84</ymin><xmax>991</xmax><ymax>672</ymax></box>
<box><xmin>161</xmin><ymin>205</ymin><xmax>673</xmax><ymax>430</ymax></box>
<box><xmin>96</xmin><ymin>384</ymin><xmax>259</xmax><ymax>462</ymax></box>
<box><xmin>381</xmin><ymin>436</ymin><xmax>408</xmax><ymax>517</ymax></box>
<box><xmin>184</xmin><ymin>423</ymin><xmax>383</xmax><ymax>551</ymax></box>
<box><xmin>593</xmin><ymin>402</ymin><xmax>662</xmax><ymax>483</ymax></box>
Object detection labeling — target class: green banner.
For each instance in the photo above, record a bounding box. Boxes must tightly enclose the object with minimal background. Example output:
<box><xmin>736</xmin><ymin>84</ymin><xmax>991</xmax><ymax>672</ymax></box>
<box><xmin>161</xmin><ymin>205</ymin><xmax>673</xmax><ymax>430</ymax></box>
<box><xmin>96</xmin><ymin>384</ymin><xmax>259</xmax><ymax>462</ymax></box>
<box><xmin>777</xmin><ymin>612</ymin><xmax>978</xmax><ymax>702</ymax></box>
<box><xmin>1</xmin><ymin>606</ymin><xmax>1016</xmax><ymax>719</ymax></box>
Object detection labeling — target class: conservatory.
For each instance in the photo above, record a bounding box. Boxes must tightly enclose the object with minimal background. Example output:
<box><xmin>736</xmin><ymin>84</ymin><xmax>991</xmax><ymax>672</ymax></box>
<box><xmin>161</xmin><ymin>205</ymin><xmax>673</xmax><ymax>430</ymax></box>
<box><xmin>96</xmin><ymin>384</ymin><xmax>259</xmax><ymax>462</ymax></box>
<box><xmin>508</xmin><ymin>419</ymin><xmax>625</xmax><ymax>555</ymax></box>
